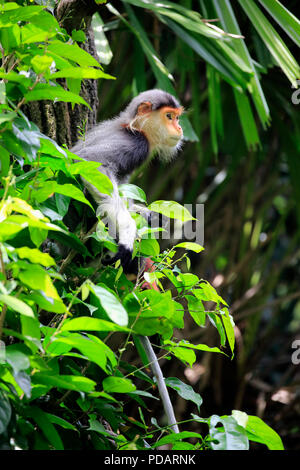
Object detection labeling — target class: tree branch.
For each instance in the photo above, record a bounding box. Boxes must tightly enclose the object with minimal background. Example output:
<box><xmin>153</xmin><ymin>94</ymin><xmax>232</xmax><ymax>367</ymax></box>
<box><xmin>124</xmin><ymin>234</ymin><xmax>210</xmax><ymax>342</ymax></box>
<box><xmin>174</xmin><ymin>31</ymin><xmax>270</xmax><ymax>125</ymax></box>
<box><xmin>56</xmin><ymin>0</ymin><xmax>99</xmax><ymax>32</ymax></box>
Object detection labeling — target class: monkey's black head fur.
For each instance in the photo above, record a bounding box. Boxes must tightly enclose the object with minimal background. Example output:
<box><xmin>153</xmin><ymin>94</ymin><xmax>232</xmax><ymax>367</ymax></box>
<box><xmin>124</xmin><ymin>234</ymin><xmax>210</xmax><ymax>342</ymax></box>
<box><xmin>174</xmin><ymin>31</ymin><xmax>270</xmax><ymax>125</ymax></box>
<box><xmin>123</xmin><ymin>89</ymin><xmax>181</xmax><ymax>118</ymax></box>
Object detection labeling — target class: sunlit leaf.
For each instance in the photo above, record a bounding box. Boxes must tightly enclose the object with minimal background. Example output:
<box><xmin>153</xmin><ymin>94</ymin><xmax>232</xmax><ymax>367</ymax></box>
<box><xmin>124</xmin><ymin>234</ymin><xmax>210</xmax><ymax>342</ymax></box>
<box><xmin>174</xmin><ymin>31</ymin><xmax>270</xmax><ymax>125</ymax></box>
<box><xmin>0</xmin><ymin>294</ymin><xmax>34</xmax><ymax>318</ymax></box>
<box><xmin>102</xmin><ymin>376</ymin><xmax>136</xmax><ymax>393</ymax></box>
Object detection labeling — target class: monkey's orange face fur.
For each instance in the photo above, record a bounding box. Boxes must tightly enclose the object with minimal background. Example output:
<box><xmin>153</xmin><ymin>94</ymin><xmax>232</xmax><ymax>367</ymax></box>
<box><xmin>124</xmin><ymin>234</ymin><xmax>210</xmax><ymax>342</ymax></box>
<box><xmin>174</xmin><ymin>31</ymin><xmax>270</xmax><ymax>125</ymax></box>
<box><xmin>160</xmin><ymin>106</ymin><xmax>183</xmax><ymax>143</ymax></box>
<box><xmin>135</xmin><ymin>102</ymin><xmax>183</xmax><ymax>150</ymax></box>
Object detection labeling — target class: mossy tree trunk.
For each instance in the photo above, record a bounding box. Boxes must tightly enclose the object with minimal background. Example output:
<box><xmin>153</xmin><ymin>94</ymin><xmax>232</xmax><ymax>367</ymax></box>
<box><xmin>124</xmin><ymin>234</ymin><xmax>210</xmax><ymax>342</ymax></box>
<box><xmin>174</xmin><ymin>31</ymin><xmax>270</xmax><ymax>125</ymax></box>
<box><xmin>24</xmin><ymin>0</ymin><xmax>100</xmax><ymax>148</ymax></box>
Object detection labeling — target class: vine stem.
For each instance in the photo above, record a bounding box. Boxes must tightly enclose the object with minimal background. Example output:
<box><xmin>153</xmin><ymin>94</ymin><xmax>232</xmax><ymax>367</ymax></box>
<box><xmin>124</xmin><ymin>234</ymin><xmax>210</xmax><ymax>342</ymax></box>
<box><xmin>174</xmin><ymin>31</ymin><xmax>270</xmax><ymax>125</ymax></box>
<box><xmin>138</xmin><ymin>335</ymin><xmax>179</xmax><ymax>434</ymax></box>
<box><xmin>0</xmin><ymin>249</ymin><xmax>7</xmax><ymax>341</ymax></box>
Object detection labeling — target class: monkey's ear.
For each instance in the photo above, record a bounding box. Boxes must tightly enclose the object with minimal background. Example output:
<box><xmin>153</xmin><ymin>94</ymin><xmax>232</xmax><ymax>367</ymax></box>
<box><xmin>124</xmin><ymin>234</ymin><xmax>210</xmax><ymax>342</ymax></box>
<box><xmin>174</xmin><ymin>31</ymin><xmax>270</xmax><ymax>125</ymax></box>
<box><xmin>137</xmin><ymin>101</ymin><xmax>152</xmax><ymax>115</ymax></box>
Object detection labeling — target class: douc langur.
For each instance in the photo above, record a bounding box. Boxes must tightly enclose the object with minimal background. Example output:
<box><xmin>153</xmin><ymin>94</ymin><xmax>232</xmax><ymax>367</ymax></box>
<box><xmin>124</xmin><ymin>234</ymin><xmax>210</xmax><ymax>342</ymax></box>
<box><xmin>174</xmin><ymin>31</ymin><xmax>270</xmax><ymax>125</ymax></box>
<box><xmin>72</xmin><ymin>89</ymin><xmax>183</xmax><ymax>433</ymax></box>
<box><xmin>72</xmin><ymin>89</ymin><xmax>184</xmax><ymax>271</ymax></box>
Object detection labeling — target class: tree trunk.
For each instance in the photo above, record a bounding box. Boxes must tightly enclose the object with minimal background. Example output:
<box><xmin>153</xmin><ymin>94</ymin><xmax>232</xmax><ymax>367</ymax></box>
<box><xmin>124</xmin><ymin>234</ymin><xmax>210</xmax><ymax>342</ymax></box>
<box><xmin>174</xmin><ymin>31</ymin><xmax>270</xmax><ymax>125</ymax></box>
<box><xmin>24</xmin><ymin>0</ymin><xmax>100</xmax><ymax>148</ymax></box>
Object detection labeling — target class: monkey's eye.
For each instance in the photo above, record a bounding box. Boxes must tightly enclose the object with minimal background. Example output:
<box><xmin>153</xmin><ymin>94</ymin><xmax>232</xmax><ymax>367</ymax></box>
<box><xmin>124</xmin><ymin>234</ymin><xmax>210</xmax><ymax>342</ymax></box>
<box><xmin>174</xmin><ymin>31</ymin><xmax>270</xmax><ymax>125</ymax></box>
<box><xmin>166</xmin><ymin>113</ymin><xmax>173</xmax><ymax>120</ymax></box>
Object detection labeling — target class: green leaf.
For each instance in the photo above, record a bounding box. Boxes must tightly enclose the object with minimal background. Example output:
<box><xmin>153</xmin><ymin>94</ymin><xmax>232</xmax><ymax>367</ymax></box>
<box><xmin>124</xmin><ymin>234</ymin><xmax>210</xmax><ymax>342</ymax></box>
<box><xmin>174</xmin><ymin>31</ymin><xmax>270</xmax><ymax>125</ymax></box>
<box><xmin>167</xmin><ymin>345</ymin><xmax>196</xmax><ymax>367</ymax></box>
<box><xmin>0</xmin><ymin>71</ymin><xmax>32</xmax><ymax>86</ymax></box>
<box><xmin>102</xmin><ymin>376</ymin><xmax>136</xmax><ymax>393</ymax></box>
<box><xmin>209</xmin><ymin>415</ymin><xmax>249</xmax><ymax>450</ymax></box>
<box><xmin>0</xmin><ymin>391</ymin><xmax>12</xmax><ymax>435</ymax></box>
<box><xmin>60</xmin><ymin>316</ymin><xmax>130</xmax><ymax>333</ymax></box>
<box><xmin>163</xmin><ymin>339</ymin><xmax>225</xmax><ymax>355</ymax></box>
<box><xmin>148</xmin><ymin>200</ymin><xmax>194</xmax><ymax>221</ymax></box>
<box><xmin>20</xmin><ymin>315</ymin><xmax>41</xmax><ymax>347</ymax></box>
<box><xmin>165</xmin><ymin>377</ymin><xmax>202</xmax><ymax>411</ymax></box>
<box><xmin>0</xmin><ymin>24</ymin><xmax>20</xmax><ymax>52</ymax></box>
<box><xmin>47</xmin><ymin>41</ymin><xmax>100</xmax><ymax>68</ymax></box>
<box><xmin>17</xmin><ymin>264</ymin><xmax>62</xmax><ymax>301</ymax></box>
<box><xmin>92</xmin><ymin>12</ymin><xmax>113</xmax><ymax>65</ymax></box>
<box><xmin>207</xmin><ymin>64</ymin><xmax>223</xmax><ymax>154</ymax></box>
<box><xmin>238</xmin><ymin>0</ymin><xmax>300</xmax><ymax>84</ymax></box>
<box><xmin>139</xmin><ymin>238</ymin><xmax>160</xmax><ymax>256</ymax></box>
<box><xmin>25</xmin><ymin>84</ymin><xmax>90</xmax><ymax>108</ymax></box>
<box><xmin>5</xmin><ymin>344</ymin><xmax>30</xmax><ymax>373</ymax></box>
<box><xmin>15</xmin><ymin>247</ymin><xmax>55</xmax><ymax>267</ymax></box>
<box><xmin>194</xmin><ymin>281</ymin><xmax>228</xmax><ymax>306</ymax></box>
<box><xmin>0</xmin><ymin>112</ymin><xmax>17</xmax><ymax>125</ymax></box>
<box><xmin>172</xmin><ymin>442</ymin><xmax>195</xmax><ymax>450</ymax></box>
<box><xmin>69</xmin><ymin>161</ymin><xmax>113</xmax><ymax>195</ymax></box>
<box><xmin>258</xmin><ymin>0</ymin><xmax>300</xmax><ymax>47</ymax></box>
<box><xmin>1</xmin><ymin>129</ymin><xmax>26</xmax><ymax>159</ymax></box>
<box><xmin>33</xmin><ymin>373</ymin><xmax>96</xmax><ymax>393</ymax></box>
<box><xmin>1</xmin><ymin>215</ymin><xmax>60</xmax><ymax>238</ymax></box>
<box><xmin>245</xmin><ymin>415</ymin><xmax>284</xmax><ymax>450</ymax></box>
<box><xmin>31</xmin><ymin>55</ymin><xmax>54</xmax><ymax>74</ymax></box>
<box><xmin>4</xmin><ymin>197</ymin><xmax>46</xmax><ymax>220</ymax></box>
<box><xmin>33</xmin><ymin>181</ymin><xmax>93</xmax><ymax>208</ymax></box>
<box><xmin>13</xmin><ymin>371</ymin><xmax>31</xmax><ymax>399</ymax></box>
<box><xmin>185</xmin><ymin>294</ymin><xmax>206</xmax><ymax>327</ymax></box>
<box><xmin>21</xmin><ymin>23</ymin><xmax>56</xmax><ymax>44</ymax></box>
<box><xmin>232</xmin><ymin>410</ymin><xmax>248</xmax><ymax>428</ymax></box>
<box><xmin>137</xmin><ymin>290</ymin><xmax>175</xmax><ymax>319</ymax></box>
<box><xmin>28</xmin><ymin>227</ymin><xmax>47</xmax><ymax>248</ymax></box>
<box><xmin>26</xmin><ymin>406</ymin><xmax>64</xmax><ymax>450</ymax></box>
<box><xmin>119</xmin><ymin>183</ymin><xmax>147</xmax><ymax>203</ymax></box>
<box><xmin>88</xmin><ymin>282</ymin><xmax>128</xmax><ymax>327</ymax></box>
<box><xmin>212</xmin><ymin>0</ymin><xmax>270</xmax><ymax>130</ymax></box>
<box><xmin>153</xmin><ymin>431</ymin><xmax>204</xmax><ymax>448</ymax></box>
<box><xmin>45</xmin><ymin>414</ymin><xmax>77</xmax><ymax>431</ymax></box>
<box><xmin>207</xmin><ymin>312</ymin><xmax>226</xmax><ymax>346</ymax></box>
<box><xmin>0</xmin><ymin>294</ymin><xmax>34</xmax><ymax>318</ymax></box>
<box><xmin>28</xmin><ymin>292</ymin><xmax>66</xmax><ymax>314</ymax></box>
<box><xmin>0</xmin><ymin>5</ymin><xmax>45</xmax><ymax>27</ymax></box>
<box><xmin>12</xmin><ymin>118</ymin><xmax>41</xmax><ymax>161</ymax></box>
<box><xmin>125</xmin><ymin>0</ymin><xmax>232</xmax><ymax>39</ymax></box>
<box><xmin>162</xmin><ymin>17</ymin><xmax>250</xmax><ymax>91</ymax></box>
<box><xmin>233</xmin><ymin>88</ymin><xmax>260</xmax><ymax>150</ymax></box>
<box><xmin>71</xmin><ymin>29</ymin><xmax>86</xmax><ymax>42</ymax></box>
<box><xmin>50</xmin><ymin>66</ymin><xmax>114</xmax><ymax>80</ymax></box>
<box><xmin>0</xmin><ymin>146</ymin><xmax>10</xmax><ymax>178</ymax></box>
<box><xmin>221</xmin><ymin>308</ymin><xmax>235</xmax><ymax>356</ymax></box>
<box><xmin>177</xmin><ymin>272</ymin><xmax>199</xmax><ymax>290</ymax></box>
<box><xmin>47</xmin><ymin>332</ymin><xmax>117</xmax><ymax>372</ymax></box>
<box><xmin>129</xmin><ymin>389</ymin><xmax>159</xmax><ymax>400</ymax></box>
<box><xmin>174</xmin><ymin>242</ymin><xmax>204</xmax><ymax>253</ymax></box>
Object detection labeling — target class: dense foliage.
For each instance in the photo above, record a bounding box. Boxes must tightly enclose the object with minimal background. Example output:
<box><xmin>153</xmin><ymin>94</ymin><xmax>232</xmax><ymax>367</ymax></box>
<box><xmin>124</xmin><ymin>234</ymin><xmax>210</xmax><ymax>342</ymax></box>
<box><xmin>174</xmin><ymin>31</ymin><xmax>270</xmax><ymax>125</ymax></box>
<box><xmin>1</xmin><ymin>0</ymin><xmax>299</xmax><ymax>450</ymax></box>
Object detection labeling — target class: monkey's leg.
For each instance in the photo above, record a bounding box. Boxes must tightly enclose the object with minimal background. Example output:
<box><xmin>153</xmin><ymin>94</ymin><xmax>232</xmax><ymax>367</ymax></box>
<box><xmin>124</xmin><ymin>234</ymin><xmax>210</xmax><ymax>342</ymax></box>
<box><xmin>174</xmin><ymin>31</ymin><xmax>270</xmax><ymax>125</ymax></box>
<box><xmin>137</xmin><ymin>335</ymin><xmax>179</xmax><ymax>434</ymax></box>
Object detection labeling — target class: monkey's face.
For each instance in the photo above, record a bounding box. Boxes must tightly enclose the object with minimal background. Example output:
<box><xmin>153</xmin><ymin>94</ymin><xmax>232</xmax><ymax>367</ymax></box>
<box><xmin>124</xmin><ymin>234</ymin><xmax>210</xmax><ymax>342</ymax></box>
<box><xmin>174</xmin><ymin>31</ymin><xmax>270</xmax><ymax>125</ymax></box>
<box><xmin>135</xmin><ymin>104</ymin><xmax>183</xmax><ymax>151</ymax></box>
<box><xmin>159</xmin><ymin>106</ymin><xmax>183</xmax><ymax>146</ymax></box>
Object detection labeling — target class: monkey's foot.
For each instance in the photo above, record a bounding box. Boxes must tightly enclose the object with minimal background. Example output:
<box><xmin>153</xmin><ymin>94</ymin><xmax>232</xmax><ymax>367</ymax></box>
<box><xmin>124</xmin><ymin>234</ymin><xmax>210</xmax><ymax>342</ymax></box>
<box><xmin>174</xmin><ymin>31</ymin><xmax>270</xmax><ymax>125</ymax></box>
<box><xmin>111</xmin><ymin>244</ymin><xmax>139</xmax><ymax>274</ymax></box>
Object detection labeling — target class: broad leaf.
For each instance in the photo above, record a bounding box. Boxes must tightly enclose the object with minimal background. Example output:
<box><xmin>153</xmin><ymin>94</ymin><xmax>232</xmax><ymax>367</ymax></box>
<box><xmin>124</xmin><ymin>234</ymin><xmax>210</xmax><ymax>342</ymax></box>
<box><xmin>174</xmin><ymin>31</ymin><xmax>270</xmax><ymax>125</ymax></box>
<box><xmin>165</xmin><ymin>377</ymin><xmax>203</xmax><ymax>411</ymax></box>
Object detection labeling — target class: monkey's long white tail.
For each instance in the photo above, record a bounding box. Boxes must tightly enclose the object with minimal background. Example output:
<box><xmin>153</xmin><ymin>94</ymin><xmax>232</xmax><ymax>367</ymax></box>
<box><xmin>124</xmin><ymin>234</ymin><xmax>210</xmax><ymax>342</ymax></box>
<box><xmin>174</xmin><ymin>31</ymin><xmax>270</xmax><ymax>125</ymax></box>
<box><xmin>138</xmin><ymin>335</ymin><xmax>180</xmax><ymax>434</ymax></box>
<box><xmin>83</xmin><ymin>177</ymin><xmax>137</xmax><ymax>252</ymax></box>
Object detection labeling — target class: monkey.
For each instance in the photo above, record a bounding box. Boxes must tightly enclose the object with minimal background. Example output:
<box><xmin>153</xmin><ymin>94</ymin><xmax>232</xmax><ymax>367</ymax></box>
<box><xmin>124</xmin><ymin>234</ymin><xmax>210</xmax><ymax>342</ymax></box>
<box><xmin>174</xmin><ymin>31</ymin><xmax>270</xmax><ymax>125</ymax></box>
<box><xmin>71</xmin><ymin>89</ymin><xmax>183</xmax><ymax>434</ymax></box>
<box><xmin>71</xmin><ymin>89</ymin><xmax>184</xmax><ymax>272</ymax></box>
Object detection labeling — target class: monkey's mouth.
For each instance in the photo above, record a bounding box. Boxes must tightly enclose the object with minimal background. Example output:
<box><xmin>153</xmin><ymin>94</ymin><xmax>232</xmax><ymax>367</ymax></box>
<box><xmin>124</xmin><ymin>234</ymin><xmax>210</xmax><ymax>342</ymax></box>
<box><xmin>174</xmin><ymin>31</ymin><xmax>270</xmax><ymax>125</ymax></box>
<box><xmin>170</xmin><ymin>135</ymin><xmax>182</xmax><ymax>141</ymax></box>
